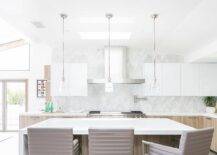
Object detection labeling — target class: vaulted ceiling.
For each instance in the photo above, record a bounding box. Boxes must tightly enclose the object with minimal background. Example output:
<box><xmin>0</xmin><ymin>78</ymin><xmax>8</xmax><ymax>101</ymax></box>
<box><xmin>1</xmin><ymin>0</ymin><xmax>217</xmax><ymax>62</ymax></box>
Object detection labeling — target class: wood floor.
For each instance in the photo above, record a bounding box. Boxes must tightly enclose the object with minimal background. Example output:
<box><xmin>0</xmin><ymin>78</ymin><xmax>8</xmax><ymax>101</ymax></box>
<box><xmin>0</xmin><ymin>132</ymin><xmax>216</xmax><ymax>155</ymax></box>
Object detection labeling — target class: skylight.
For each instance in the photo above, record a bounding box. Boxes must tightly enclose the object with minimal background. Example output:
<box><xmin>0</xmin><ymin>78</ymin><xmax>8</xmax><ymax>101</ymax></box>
<box><xmin>79</xmin><ymin>17</ymin><xmax>134</xmax><ymax>24</ymax></box>
<box><xmin>78</xmin><ymin>32</ymin><xmax>131</xmax><ymax>40</ymax></box>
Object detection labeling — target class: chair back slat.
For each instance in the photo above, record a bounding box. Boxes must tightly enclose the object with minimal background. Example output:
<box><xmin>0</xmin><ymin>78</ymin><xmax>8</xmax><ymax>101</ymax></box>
<box><xmin>179</xmin><ymin>128</ymin><xmax>214</xmax><ymax>155</ymax></box>
<box><xmin>28</xmin><ymin>128</ymin><xmax>74</xmax><ymax>155</ymax></box>
<box><xmin>89</xmin><ymin>129</ymin><xmax>134</xmax><ymax>155</ymax></box>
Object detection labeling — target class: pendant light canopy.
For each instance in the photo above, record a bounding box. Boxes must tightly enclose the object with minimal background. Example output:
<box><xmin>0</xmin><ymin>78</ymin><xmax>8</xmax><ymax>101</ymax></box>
<box><xmin>105</xmin><ymin>13</ymin><xmax>114</xmax><ymax>93</ymax></box>
<box><xmin>59</xmin><ymin>13</ymin><xmax>67</xmax><ymax>92</ymax></box>
<box><xmin>151</xmin><ymin>14</ymin><xmax>159</xmax><ymax>88</ymax></box>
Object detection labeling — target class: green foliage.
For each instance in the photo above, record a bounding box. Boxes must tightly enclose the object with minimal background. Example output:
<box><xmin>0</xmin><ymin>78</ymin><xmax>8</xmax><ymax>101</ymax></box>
<box><xmin>7</xmin><ymin>90</ymin><xmax>24</xmax><ymax>105</ymax></box>
<box><xmin>203</xmin><ymin>96</ymin><xmax>217</xmax><ymax>107</ymax></box>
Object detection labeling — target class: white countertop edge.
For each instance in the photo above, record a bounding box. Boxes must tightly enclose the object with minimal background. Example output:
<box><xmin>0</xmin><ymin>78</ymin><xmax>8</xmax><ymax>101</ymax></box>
<box><xmin>19</xmin><ymin>118</ymin><xmax>195</xmax><ymax>136</ymax></box>
<box><xmin>19</xmin><ymin>112</ymin><xmax>217</xmax><ymax>119</ymax></box>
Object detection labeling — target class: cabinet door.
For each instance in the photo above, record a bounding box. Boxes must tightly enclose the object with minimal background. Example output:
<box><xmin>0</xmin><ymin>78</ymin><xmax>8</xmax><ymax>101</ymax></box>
<box><xmin>199</xmin><ymin>64</ymin><xmax>217</xmax><ymax>96</ymax></box>
<box><xmin>214</xmin><ymin>119</ymin><xmax>217</xmax><ymax>152</ymax></box>
<box><xmin>161</xmin><ymin>63</ymin><xmax>181</xmax><ymax>96</ymax></box>
<box><xmin>51</xmin><ymin>63</ymin><xmax>87</xmax><ymax>96</ymax></box>
<box><xmin>181</xmin><ymin>116</ymin><xmax>199</xmax><ymax>128</ymax></box>
<box><xmin>204</xmin><ymin>117</ymin><xmax>215</xmax><ymax>150</ymax></box>
<box><xmin>27</xmin><ymin>116</ymin><xmax>47</xmax><ymax>127</ymax></box>
<box><xmin>19</xmin><ymin>116</ymin><xmax>27</xmax><ymax>129</ymax></box>
<box><xmin>143</xmin><ymin>63</ymin><xmax>162</xmax><ymax>96</ymax></box>
<box><xmin>181</xmin><ymin>64</ymin><xmax>200</xmax><ymax>96</ymax></box>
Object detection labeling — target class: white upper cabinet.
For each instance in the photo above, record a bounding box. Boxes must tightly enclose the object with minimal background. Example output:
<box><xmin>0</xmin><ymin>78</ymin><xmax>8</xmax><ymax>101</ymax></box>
<box><xmin>143</xmin><ymin>63</ymin><xmax>181</xmax><ymax>96</ymax></box>
<box><xmin>51</xmin><ymin>63</ymin><xmax>87</xmax><ymax>96</ymax></box>
<box><xmin>199</xmin><ymin>64</ymin><xmax>217</xmax><ymax>96</ymax></box>
<box><xmin>181</xmin><ymin>64</ymin><xmax>200</xmax><ymax>96</ymax></box>
<box><xmin>143</xmin><ymin>63</ymin><xmax>162</xmax><ymax>96</ymax></box>
<box><xmin>161</xmin><ymin>63</ymin><xmax>181</xmax><ymax>96</ymax></box>
<box><xmin>143</xmin><ymin>63</ymin><xmax>217</xmax><ymax>96</ymax></box>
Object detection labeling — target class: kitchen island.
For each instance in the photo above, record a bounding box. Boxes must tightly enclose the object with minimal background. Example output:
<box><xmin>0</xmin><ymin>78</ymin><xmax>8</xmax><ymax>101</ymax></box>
<box><xmin>19</xmin><ymin>118</ymin><xmax>195</xmax><ymax>155</ymax></box>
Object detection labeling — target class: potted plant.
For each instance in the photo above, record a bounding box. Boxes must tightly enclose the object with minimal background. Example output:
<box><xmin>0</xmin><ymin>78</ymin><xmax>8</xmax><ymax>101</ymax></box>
<box><xmin>203</xmin><ymin>96</ymin><xmax>217</xmax><ymax>113</ymax></box>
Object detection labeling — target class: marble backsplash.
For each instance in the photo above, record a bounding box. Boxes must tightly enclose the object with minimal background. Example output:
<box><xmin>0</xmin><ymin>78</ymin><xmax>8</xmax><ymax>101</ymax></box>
<box><xmin>52</xmin><ymin>47</ymin><xmax>206</xmax><ymax>113</ymax></box>
<box><xmin>53</xmin><ymin>85</ymin><xmax>206</xmax><ymax>113</ymax></box>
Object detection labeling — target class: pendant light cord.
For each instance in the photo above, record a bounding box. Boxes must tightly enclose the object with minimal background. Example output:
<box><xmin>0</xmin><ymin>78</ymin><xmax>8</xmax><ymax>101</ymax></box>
<box><xmin>153</xmin><ymin>16</ymin><xmax>156</xmax><ymax>84</ymax></box>
<box><xmin>152</xmin><ymin>14</ymin><xmax>158</xmax><ymax>85</ymax></box>
<box><xmin>106</xmin><ymin>13</ymin><xmax>113</xmax><ymax>82</ymax></box>
<box><xmin>108</xmin><ymin>16</ymin><xmax>111</xmax><ymax>82</ymax></box>
<box><xmin>60</xmin><ymin>14</ymin><xmax>67</xmax><ymax>82</ymax></box>
<box><xmin>62</xmin><ymin>16</ymin><xmax>65</xmax><ymax>82</ymax></box>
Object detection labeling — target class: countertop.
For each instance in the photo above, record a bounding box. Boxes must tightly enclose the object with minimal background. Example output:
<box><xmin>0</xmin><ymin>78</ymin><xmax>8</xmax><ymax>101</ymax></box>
<box><xmin>20</xmin><ymin>118</ymin><xmax>195</xmax><ymax>135</ymax></box>
<box><xmin>20</xmin><ymin>112</ymin><xmax>217</xmax><ymax>119</ymax></box>
<box><xmin>19</xmin><ymin>112</ymin><xmax>88</xmax><ymax>117</ymax></box>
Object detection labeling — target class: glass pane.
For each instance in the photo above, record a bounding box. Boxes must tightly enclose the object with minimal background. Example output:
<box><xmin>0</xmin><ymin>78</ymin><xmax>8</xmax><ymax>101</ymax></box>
<box><xmin>0</xmin><ymin>44</ymin><xmax>29</xmax><ymax>71</ymax></box>
<box><xmin>6</xmin><ymin>82</ymin><xmax>25</xmax><ymax>130</ymax></box>
<box><xmin>0</xmin><ymin>82</ymin><xmax>2</xmax><ymax>130</ymax></box>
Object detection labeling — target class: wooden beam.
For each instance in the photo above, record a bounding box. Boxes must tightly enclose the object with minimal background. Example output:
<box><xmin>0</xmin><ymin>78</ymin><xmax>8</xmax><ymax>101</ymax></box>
<box><xmin>0</xmin><ymin>39</ymin><xmax>27</xmax><ymax>52</ymax></box>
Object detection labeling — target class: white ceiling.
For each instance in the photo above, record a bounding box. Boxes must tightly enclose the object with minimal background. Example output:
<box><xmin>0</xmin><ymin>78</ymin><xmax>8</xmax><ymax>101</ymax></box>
<box><xmin>1</xmin><ymin>0</ymin><xmax>217</xmax><ymax>61</ymax></box>
<box><xmin>0</xmin><ymin>17</ymin><xmax>24</xmax><ymax>44</ymax></box>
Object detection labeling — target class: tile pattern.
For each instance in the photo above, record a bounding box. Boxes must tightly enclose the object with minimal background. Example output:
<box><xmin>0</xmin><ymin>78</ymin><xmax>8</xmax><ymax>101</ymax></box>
<box><xmin>52</xmin><ymin>48</ymin><xmax>205</xmax><ymax>113</ymax></box>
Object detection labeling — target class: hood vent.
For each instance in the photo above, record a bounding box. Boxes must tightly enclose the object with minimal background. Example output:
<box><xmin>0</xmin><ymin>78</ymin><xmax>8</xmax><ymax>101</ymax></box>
<box><xmin>88</xmin><ymin>46</ymin><xmax>145</xmax><ymax>84</ymax></box>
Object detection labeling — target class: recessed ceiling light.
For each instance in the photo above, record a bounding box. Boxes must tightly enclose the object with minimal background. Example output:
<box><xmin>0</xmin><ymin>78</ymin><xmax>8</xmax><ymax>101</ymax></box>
<box><xmin>79</xmin><ymin>17</ymin><xmax>134</xmax><ymax>24</ymax></box>
<box><xmin>31</xmin><ymin>21</ymin><xmax>45</xmax><ymax>28</ymax></box>
<box><xmin>78</xmin><ymin>32</ymin><xmax>131</xmax><ymax>40</ymax></box>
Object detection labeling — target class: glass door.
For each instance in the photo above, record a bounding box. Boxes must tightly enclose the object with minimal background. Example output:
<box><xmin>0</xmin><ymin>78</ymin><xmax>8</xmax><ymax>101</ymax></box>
<box><xmin>0</xmin><ymin>82</ymin><xmax>2</xmax><ymax>131</ymax></box>
<box><xmin>6</xmin><ymin>81</ymin><xmax>26</xmax><ymax>131</ymax></box>
<box><xmin>0</xmin><ymin>80</ymin><xmax>27</xmax><ymax>131</ymax></box>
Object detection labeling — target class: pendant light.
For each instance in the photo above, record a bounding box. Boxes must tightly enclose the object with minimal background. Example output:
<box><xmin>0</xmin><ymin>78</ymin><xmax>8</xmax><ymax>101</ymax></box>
<box><xmin>151</xmin><ymin>14</ymin><xmax>158</xmax><ymax>88</ymax></box>
<box><xmin>59</xmin><ymin>13</ymin><xmax>67</xmax><ymax>92</ymax></box>
<box><xmin>105</xmin><ymin>13</ymin><xmax>114</xmax><ymax>92</ymax></box>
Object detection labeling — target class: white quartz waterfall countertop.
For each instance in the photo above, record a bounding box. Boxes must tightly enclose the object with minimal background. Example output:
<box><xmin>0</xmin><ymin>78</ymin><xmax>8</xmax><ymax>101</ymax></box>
<box><xmin>21</xmin><ymin>118</ymin><xmax>195</xmax><ymax>135</ymax></box>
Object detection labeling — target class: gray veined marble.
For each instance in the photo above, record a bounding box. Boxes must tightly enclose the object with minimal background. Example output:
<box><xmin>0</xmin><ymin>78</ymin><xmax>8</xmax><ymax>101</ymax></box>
<box><xmin>52</xmin><ymin>47</ymin><xmax>205</xmax><ymax>113</ymax></box>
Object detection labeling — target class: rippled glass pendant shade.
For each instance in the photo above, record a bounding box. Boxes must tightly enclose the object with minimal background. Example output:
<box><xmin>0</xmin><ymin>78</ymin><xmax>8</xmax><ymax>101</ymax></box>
<box><xmin>105</xmin><ymin>81</ymin><xmax>114</xmax><ymax>92</ymax></box>
<box><xmin>59</xmin><ymin>77</ymin><xmax>66</xmax><ymax>92</ymax></box>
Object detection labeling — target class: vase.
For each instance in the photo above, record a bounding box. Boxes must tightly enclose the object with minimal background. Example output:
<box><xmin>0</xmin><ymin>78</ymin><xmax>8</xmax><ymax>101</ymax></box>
<box><xmin>206</xmin><ymin>107</ymin><xmax>216</xmax><ymax>113</ymax></box>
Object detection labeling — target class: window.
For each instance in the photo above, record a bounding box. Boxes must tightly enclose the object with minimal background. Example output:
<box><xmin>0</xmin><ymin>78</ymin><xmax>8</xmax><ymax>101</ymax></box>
<box><xmin>0</xmin><ymin>43</ymin><xmax>30</xmax><ymax>71</ymax></box>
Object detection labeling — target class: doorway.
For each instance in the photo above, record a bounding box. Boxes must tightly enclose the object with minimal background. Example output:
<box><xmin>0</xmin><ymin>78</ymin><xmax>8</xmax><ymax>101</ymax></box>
<box><xmin>0</xmin><ymin>80</ymin><xmax>28</xmax><ymax>131</ymax></box>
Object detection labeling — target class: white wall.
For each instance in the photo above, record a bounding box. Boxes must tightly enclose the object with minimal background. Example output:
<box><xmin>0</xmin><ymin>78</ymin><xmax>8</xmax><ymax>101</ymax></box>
<box><xmin>0</xmin><ymin>41</ymin><xmax>52</xmax><ymax>111</ymax></box>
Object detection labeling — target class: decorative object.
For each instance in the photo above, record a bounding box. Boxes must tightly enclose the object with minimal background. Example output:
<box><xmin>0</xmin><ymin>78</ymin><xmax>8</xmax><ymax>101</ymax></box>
<box><xmin>59</xmin><ymin>13</ymin><xmax>67</xmax><ymax>92</ymax></box>
<box><xmin>44</xmin><ymin>101</ymin><xmax>54</xmax><ymax>113</ymax></box>
<box><xmin>105</xmin><ymin>13</ymin><xmax>114</xmax><ymax>92</ymax></box>
<box><xmin>37</xmin><ymin>79</ymin><xmax>47</xmax><ymax>98</ymax></box>
<box><xmin>203</xmin><ymin>96</ymin><xmax>217</xmax><ymax>113</ymax></box>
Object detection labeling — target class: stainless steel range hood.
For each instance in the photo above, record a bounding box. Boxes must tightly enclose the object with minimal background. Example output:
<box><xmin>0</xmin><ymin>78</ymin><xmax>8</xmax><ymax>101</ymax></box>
<box><xmin>88</xmin><ymin>46</ymin><xmax>145</xmax><ymax>84</ymax></box>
